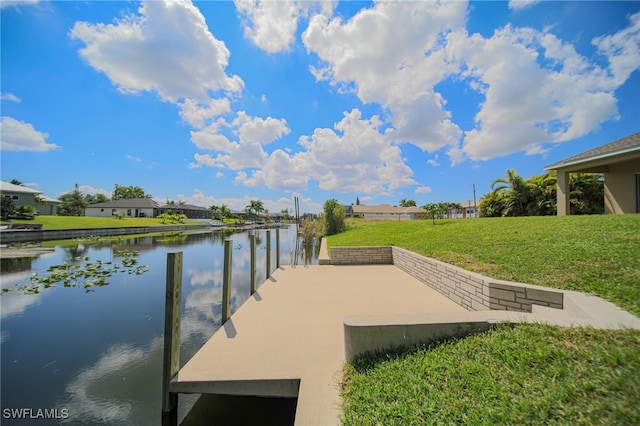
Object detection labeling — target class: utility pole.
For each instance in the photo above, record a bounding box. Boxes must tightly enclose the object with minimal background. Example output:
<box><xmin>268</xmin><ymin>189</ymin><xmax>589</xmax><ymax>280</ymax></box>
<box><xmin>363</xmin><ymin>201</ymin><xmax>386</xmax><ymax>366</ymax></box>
<box><xmin>472</xmin><ymin>184</ymin><xmax>477</xmax><ymax>218</ymax></box>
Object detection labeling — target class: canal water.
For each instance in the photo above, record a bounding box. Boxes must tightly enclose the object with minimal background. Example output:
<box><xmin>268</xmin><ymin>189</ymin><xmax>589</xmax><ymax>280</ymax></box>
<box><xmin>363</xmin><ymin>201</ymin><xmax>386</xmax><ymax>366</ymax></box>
<box><xmin>1</xmin><ymin>226</ymin><xmax>318</xmax><ymax>425</ymax></box>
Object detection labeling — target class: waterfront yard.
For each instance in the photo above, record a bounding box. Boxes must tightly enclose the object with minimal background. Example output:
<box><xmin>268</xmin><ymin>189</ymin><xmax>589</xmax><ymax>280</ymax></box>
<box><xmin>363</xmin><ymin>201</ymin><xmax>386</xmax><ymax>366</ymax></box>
<box><xmin>329</xmin><ymin>215</ymin><xmax>640</xmax><ymax>425</ymax></box>
<box><xmin>4</xmin><ymin>215</ymin><xmax>202</xmax><ymax>230</ymax></box>
<box><xmin>328</xmin><ymin>215</ymin><xmax>640</xmax><ymax>316</ymax></box>
<box><xmin>341</xmin><ymin>323</ymin><xmax>640</xmax><ymax>425</ymax></box>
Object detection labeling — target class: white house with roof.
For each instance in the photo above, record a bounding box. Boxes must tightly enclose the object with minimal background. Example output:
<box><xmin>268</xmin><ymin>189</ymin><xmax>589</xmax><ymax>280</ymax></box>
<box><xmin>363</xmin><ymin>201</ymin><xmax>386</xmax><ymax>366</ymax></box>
<box><xmin>0</xmin><ymin>180</ymin><xmax>61</xmax><ymax>215</ymax></box>
<box><xmin>84</xmin><ymin>198</ymin><xmax>160</xmax><ymax>218</ymax></box>
<box><xmin>352</xmin><ymin>204</ymin><xmax>426</xmax><ymax>220</ymax></box>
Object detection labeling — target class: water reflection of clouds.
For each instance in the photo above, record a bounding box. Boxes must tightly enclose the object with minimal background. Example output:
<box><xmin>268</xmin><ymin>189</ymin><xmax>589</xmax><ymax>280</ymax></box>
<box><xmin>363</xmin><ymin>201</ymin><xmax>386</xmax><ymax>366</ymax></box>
<box><xmin>19</xmin><ymin>227</ymin><xmax>305</xmax><ymax>424</ymax></box>
<box><xmin>185</xmin><ymin>287</ymin><xmax>221</xmax><ymax>322</ymax></box>
<box><xmin>63</xmin><ymin>338</ymin><xmax>162</xmax><ymax>425</ymax></box>
<box><xmin>185</xmin><ymin>268</ymin><xmax>218</xmax><ymax>287</ymax></box>
<box><xmin>1</xmin><ymin>270</ymin><xmax>45</xmax><ymax>326</ymax></box>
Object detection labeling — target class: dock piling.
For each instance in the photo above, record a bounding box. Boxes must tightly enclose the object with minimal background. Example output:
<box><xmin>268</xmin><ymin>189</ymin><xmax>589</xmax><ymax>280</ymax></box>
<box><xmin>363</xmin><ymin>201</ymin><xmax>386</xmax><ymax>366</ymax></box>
<box><xmin>266</xmin><ymin>230</ymin><xmax>271</xmax><ymax>279</ymax></box>
<box><xmin>161</xmin><ymin>226</ymin><xmax>287</xmax><ymax>424</ymax></box>
<box><xmin>250</xmin><ymin>234</ymin><xmax>256</xmax><ymax>294</ymax></box>
<box><xmin>276</xmin><ymin>228</ymin><xmax>280</xmax><ymax>269</ymax></box>
<box><xmin>162</xmin><ymin>252</ymin><xmax>182</xmax><ymax>425</ymax></box>
<box><xmin>222</xmin><ymin>239</ymin><xmax>232</xmax><ymax>324</ymax></box>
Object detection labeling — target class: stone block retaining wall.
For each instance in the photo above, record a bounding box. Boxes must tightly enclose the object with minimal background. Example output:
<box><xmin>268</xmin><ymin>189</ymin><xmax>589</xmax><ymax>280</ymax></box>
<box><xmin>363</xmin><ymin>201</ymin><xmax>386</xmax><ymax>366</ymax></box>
<box><xmin>329</xmin><ymin>245</ymin><xmax>563</xmax><ymax>313</ymax></box>
<box><xmin>329</xmin><ymin>246</ymin><xmax>393</xmax><ymax>265</ymax></box>
<box><xmin>392</xmin><ymin>247</ymin><xmax>491</xmax><ymax>311</ymax></box>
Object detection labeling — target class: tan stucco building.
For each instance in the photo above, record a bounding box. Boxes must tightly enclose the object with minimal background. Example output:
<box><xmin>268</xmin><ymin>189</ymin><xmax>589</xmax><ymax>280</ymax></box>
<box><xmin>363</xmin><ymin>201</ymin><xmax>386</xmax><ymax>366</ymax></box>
<box><xmin>545</xmin><ymin>132</ymin><xmax>640</xmax><ymax>215</ymax></box>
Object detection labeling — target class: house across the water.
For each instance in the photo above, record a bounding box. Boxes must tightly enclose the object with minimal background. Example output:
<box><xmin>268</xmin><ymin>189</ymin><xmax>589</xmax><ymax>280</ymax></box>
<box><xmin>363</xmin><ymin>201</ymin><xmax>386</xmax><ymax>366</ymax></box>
<box><xmin>84</xmin><ymin>198</ymin><xmax>212</xmax><ymax>219</ymax></box>
<box><xmin>84</xmin><ymin>198</ymin><xmax>159</xmax><ymax>218</ymax></box>
<box><xmin>0</xmin><ymin>180</ymin><xmax>61</xmax><ymax>215</ymax></box>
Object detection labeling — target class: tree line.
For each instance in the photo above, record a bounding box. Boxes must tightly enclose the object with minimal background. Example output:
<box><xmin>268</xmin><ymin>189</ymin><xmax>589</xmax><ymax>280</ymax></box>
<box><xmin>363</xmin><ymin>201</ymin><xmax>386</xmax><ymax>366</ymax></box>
<box><xmin>56</xmin><ymin>184</ymin><xmax>152</xmax><ymax>216</ymax></box>
<box><xmin>393</xmin><ymin>169</ymin><xmax>604</xmax><ymax>219</ymax></box>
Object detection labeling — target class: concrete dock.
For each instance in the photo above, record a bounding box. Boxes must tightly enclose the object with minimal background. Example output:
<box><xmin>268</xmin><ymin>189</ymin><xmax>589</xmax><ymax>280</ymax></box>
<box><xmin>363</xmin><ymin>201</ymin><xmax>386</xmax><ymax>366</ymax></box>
<box><xmin>171</xmin><ymin>264</ymin><xmax>467</xmax><ymax>425</ymax></box>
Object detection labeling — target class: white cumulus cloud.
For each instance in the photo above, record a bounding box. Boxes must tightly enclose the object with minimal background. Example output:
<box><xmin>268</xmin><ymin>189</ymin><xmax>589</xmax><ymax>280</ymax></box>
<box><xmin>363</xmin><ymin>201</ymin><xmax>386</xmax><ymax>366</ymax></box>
<box><xmin>415</xmin><ymin>186</ymin><xmax>433</xmax><ymax>194</ymax></box>
<box><xmin>235</xmin><ymin>0</ymin><xmax>335</xmax><ymax>53</ymax></box>
<box><xmin>445</xmin><ymin>19</ymin><xmax>638</xmax><ymax>161</ymax></box>
<box><xmin>1</xmin><ymin>93</ymin><xmax>21</xmax><ymax>102</ymax></box>
<box><xmin>189</xmin><ymin>111</ymin><xmax>290</xmax><ymax>170</ymax></box>
<box><xmin>178</xmin><ymin>98</ymin><xmax>231</xmax><ymax>129</ymax></box>
<box><xmin>302</xmin><ymin>1</ymin><xmax>639</xmax><ymax>166</ymax></box>
<box><xmin>0</xmin><ymin>0</ymin><xmax>40</xmax><ymax>9</ymax></box>
<box><xmin>302</xmin><ymin>0</ymin><xmax>467</xmax><ymax>153</ymax></box>
<box><xmin>70</xmin><ymin>0</ymin><xmax>243</xmax><ymax>103</ymax></box>
<box><xmin>508</xmin><ymin>0</ymin><xmax>539</xmax><ymax>11</ymax></box>
<box><xmin>235</xmin><ymin>109</ymin><xmax>416</xmax><ymax>194</ymax></box>
<box><xmin>0</xmin><ymin>116</ymin><xmax>59</xmax><ymax>152</ymax></box>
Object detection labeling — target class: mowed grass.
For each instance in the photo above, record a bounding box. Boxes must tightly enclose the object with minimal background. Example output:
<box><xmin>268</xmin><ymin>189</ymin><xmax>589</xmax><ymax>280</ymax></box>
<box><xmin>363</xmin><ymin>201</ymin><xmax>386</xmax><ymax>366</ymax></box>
<box><xmin>328</xmin><ymin>215</ymin><xmax>640</xmax><ymax>316</ymax></box>
<box><xmin>342</xmin><ymin>323</ymin><xmax>640</xmax><ymax>426</ymax></box>
<box><xmin>8</xmin><ymin>215</ymin><xmax>202</xmax><ymax>230</ymax></box>
<box><xmin>332</xmin><ymin>215</ymin><xmax>640</xmax><ymax>424</ymax></box>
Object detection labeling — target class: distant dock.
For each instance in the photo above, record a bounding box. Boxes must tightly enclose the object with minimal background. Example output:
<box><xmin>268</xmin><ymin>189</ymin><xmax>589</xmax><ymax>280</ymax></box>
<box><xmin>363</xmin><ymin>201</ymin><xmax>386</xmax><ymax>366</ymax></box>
<box><xmin>0</xmin><ymin>246</ymin><xmax>56</xmax><ymax>259</ymax></box>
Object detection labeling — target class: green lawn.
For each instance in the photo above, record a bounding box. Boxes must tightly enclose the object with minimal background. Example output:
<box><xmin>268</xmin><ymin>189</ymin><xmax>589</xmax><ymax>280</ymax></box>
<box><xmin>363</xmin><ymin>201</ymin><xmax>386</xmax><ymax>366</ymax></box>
<box><xmin>328</xmin><ymin>215</ymin><xmax>640</xmax><ymax>316</ymax></box>
<box><xmin>7</xmin><ymin>215</ymin><xmax>203</xmax><ymax>230</ymax></box>
<box><xmin>342</xmin><ymin>323</ymin><xmax>640</xmax><ymax>426</ymax></box>
<box><xmin>331</xmin><ymin>215</ymin><xmax>640</xmax><ymax>424</ymax></box>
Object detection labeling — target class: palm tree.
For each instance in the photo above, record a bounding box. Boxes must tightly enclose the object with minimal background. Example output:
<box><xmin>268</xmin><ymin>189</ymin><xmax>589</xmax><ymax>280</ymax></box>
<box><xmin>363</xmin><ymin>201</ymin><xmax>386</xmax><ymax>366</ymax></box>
<box><xmin>399</xmin><ymin>198</ymin><xmax>417</xmax><ymax>207</ymax></box>
<box><xmin>526</xmin><ymin>172</ymin><xmax>557</xmax><ymax>216</ymax></box>
<box><xmin>209</xmin><ymin>205</ymin><xmax>220</xmax><ymax>220</ymax></box>
<box><xmin>478</xmin><ymin>191</ymin><xmax>506</xmax><ymax>217</ymax></box>
<box><xmin>570</xmin><ymin>173</ymin><xmax>604</xmax><ymax>215</ymax></box>
<box><xmin>491</xmin><ymin>169</ymin><xmax>529</xmax><ymax>216</ymax></box>
<box><xmin>446</xmin><ymin>202</ymin><xmax>463</xmax><ymax>218</ymax></box>
<box><xmin>219</xmin><ymin>204</ymin><xmax>231</xmax><ymax>220</ymax></box>
<box><xmin>246</xmin><ymin>199</ymin><xmax>265</xmax><ymax>222</ymax></box>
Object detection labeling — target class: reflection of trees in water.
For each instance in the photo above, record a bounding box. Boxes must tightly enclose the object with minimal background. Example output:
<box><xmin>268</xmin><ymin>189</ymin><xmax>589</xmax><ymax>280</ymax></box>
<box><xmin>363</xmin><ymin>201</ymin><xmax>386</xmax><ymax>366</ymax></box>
<box><xmin>22</xmin><ymin>226</ymin><xmax>307</xmax><ymax>275</ymax></box>
<box><xmin>291</xmin><ymin>235</ymin><xmax>319</xmax><ymax>267</ymax></box>
<box><xmin>1</xmin><ymin>257</ymin><xmax>33</xmax><ymax>274</ymax></box>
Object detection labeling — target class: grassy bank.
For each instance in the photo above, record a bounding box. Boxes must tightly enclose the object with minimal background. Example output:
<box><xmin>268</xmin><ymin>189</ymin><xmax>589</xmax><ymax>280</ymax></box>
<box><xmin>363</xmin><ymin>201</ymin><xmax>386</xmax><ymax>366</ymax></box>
<box><xmin>328</xmin><ymin>215</ymin><xmax>640</xmax><ymax>316</ymax></box>
<box><xmin>332</xmin><ymin>215</ymin><xmax>640</xmax><ymax>424</ymax></box>
<box><xmin>6</xmin><ymin>215</ymin><xmax>202</xmax><ymax>230</ymax></box>
<box><xmin>342</xmin><ymin>323</ymin><xmax>640</xmax><ymax>425</ymax></box>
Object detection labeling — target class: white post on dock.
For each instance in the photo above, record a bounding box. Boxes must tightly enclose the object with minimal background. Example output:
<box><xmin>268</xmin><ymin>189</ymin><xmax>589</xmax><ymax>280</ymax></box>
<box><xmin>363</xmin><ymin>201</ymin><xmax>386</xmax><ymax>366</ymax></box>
<box><xmin>276</xmin><ymin>228</ymin><xmax>280</xmax><ymax>269</ymax></box>
<box><xmin>162</xmin><ymin>252</ymin><xmax>182</xmax><ymax>425</ymax></box>
<box><xmin>266</xmin><ymin>230</ymin><xmax>271</xmax><ymax>278</ymax></box>
<box><xmin>222</xmin><ymin>239</ymin><xmax>232</xmax><ymax>324</ymax></box>
<box><xmin>250</xmin><ymin>234</ymin><xmax>257</xmax><ymax>294</ymax></box>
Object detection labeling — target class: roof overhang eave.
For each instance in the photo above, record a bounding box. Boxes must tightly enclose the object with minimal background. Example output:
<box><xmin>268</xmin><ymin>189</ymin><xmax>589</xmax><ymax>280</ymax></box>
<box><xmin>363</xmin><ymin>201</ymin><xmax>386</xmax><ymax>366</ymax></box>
<box><xmin>544</xmin><ymin>146</ymin><xmax>640</xmax><ymax>171</ymax></box>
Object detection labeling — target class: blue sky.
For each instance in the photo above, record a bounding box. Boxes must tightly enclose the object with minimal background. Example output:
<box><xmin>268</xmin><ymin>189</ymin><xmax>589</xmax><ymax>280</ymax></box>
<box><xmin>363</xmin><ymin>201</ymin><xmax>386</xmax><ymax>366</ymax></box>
<box><xmin>1</xmin><ymin>0</ymin><xmax>639</xmax><ymax>214</ymax></box>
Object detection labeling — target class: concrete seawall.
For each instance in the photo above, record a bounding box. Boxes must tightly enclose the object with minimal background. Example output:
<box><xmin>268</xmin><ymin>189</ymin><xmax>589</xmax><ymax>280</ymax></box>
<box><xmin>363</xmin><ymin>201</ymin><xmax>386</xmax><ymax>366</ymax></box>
<box><xmin>0</xmin><ymin>224</ymin><xmax>209</xmax><ymax>244</ymax></box>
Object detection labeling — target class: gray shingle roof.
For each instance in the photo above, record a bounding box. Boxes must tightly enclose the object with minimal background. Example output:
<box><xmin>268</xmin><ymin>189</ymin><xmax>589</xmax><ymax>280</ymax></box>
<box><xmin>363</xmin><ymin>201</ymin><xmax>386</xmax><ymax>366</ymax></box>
<box><xmin>0</xmin><ymin>181</ymin><xmax>42</xmax><ymax>194</ymax></box>
<box><xmin>159</xmin><ymin>203</ymin><xmax>209</xmax><ymax>211</ymax></box>
<box><xmin>545</xmin><ymin>132</ymin><xmax>640</xmax><ymax>170</ymax></box>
